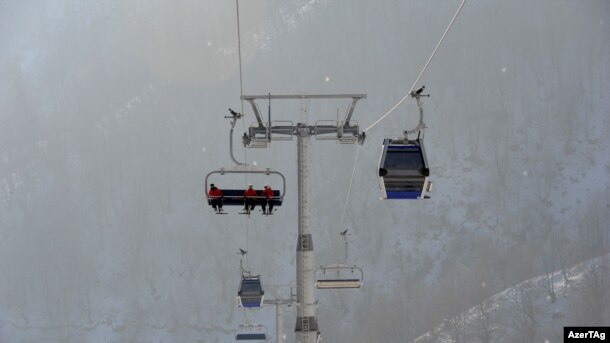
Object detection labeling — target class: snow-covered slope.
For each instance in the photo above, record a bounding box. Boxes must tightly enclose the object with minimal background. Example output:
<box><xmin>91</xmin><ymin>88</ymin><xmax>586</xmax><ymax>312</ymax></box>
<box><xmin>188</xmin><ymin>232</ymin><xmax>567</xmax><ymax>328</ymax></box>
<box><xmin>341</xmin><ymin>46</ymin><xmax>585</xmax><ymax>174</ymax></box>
<box><xmin>415</xmin><ymin>254</ymin><xmax>610</xmax><ymax>343</ymax></box>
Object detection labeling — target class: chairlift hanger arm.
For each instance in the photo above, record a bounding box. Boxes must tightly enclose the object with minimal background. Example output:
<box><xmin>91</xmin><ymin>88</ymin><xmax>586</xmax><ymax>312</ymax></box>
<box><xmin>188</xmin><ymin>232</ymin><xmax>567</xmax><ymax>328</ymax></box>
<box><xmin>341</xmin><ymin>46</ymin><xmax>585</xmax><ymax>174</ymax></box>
<box><xmin>243</xmin><ymin>98</ymin><xmax>265</xmax><ymax>128</ymax></box>
<box><xmin>405</xmin><ymin>87</ymin><xmax>430</xmax><ymax>137</ymax></box>
<box><xmin>344</xmin><ymin>97</ymin><xmax>363</xmax><ymax>124</ymax></box>
<box><xmin>226</xmin><ymin>109</ymin><xmax>246</xmax><ymax>165</ymax></box>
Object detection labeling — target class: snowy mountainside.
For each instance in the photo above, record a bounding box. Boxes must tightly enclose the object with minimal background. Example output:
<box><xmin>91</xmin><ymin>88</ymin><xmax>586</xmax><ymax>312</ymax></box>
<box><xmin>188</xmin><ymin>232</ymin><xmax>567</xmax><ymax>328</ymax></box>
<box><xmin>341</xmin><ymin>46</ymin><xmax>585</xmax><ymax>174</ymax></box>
<box><xmin>414</xmin><ymin>254</ymin><xmax>610</xmax><ymax>343</ymax></box>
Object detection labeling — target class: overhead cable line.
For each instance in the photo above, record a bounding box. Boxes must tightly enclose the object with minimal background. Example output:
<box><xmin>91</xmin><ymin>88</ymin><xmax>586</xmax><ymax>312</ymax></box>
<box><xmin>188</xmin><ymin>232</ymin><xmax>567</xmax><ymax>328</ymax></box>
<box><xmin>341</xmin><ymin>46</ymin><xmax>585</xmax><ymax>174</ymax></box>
<box><xmin>235</xmin><ymin>0</ymin><xmax>250</xmax><ymax>261</ymax></box>
<box><xmin>363</xmin><ymin>0</ymin><xmax>467</xmax><ymax>133</ymax></box>
<box><xmin>340</xmin><ymin>144</ymin><xmax>361</xmax><ymax>228</ymax></box>
<box><xmin>340</xmin><ymin>0</ymin><xmax>467</xmax><ymax>214</ymax></box>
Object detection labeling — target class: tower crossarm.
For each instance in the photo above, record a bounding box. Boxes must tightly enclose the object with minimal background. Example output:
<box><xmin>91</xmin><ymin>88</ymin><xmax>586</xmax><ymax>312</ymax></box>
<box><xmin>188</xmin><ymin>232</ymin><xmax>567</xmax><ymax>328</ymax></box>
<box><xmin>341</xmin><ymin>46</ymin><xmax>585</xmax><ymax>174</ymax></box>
<box><xmin>241</xmin><ymin>94</ymin><xmax>366</xmax><ymax>126</ymax></box>
<box><xmin>241</xmin><ymin>94</ymin><xmax>367</xmax><ymax>147</ymax></box>
<box><xmin>241</xmin><ymin>94</ymin><xmax>366</xmax><ymax>100</ymax></box>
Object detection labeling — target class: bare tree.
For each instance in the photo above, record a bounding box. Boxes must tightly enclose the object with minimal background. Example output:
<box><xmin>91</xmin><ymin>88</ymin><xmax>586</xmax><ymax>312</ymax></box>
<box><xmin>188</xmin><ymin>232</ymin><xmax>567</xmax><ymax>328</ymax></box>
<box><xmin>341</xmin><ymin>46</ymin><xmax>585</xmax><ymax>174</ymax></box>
<box><xmin>439</xmin><ymin>268</ymin><xmax>470</xmax><ymax>343</ymax></box>
<box><xmin>450</xmin><ymin>311</ymin><xmax>468</xmax><ymax>343</ymax></box>
<box><xmin>551</xmin><ymin>227</ymin><xmax>573</xmax><ymax>297</ymax></box>
<box><xmin>511</xmin><ymin>283</ymin><xmax>537</xmax><ymax>343</ymax></box>
<box><xmin>574</xmin><ymin>256</ymin><xmax>610</xmax><ymax>326</ymax></box>
<box><xmin>475</xmin><ymin>301</ymin><xmax>493</xmax><ymax>343</ymax></box>
<box><xmin>490</xmin><ymin>238</ymin><xmax>510</xmax><ymax>290</ymax></box>
<box><xmin>540</xmin><ymin>241</ymin><xmax>557</xmax><ymax>304</ymax></box>
<box><xmin>579</xmin><ymin>192</ymin><xmax>610</xmax><ymax>257</ymax></box>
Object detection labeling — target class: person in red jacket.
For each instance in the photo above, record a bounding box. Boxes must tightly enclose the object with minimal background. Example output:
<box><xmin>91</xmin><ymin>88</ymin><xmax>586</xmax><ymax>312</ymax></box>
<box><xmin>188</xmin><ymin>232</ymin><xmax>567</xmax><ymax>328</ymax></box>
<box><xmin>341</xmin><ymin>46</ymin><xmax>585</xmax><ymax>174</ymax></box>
<box><xmin>243</xmin><ymin>184</ymin><xmax>257</xmax><ymax>214</ymax></box>
<box><xmin>261</xmin><ymin>185</ymin><xmax>275</xmax><ymax>214</ymax></box>
<box><xmin>208</xmin><ymin>184</ymin><xmax>224</xmax><ymax>213</ymax></box>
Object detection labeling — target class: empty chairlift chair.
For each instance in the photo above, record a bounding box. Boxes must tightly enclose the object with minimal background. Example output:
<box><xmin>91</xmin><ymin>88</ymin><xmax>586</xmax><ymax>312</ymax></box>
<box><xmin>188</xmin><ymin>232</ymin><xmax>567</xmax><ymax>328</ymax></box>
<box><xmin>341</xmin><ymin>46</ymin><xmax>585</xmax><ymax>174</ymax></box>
<box><xmin>237</xmin><ymin>275</ymin><xmax>264</xmax><ymax>308</ymax></box>
<box><xmin>378</xmin><ymin>138</ymin><xmax>432</xmax><ymax>199</ymax></box>
<box><xmin>235</xmin><ymin>324</ymin><xmax>267</xmax><ymax>341</ymax></box>
<box><xmin>315</xmin><ymin>264</ymin><xmax>363</xmax><ymax>289</ymax></box>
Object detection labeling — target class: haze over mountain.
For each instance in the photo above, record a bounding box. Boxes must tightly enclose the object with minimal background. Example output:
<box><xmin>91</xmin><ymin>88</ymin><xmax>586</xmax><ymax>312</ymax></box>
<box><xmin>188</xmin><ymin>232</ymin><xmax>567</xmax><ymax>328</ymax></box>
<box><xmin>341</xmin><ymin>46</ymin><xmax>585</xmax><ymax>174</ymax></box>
<box><xmin>1</xmin><ymin>0</ymin><xmax>608</xmax><ymax>342</ymax></box>
<box><xmin>415</xmin><ymin>254</ymin><xmax>610</xmax><ymax>343</ymax></box>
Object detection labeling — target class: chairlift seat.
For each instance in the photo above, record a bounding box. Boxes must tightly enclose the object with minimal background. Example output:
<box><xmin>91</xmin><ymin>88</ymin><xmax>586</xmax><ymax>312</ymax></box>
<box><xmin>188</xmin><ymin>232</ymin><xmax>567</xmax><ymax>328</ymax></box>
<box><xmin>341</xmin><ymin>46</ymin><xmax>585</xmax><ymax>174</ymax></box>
<box><xmin>378</xmin><ymin>138</ymin><xmax>432</xmax><ymax>199</ymax></box>
<box><xmin>208</xmin><ymin>189</ymin><xmax>284</xmax><ymax>206</ymax></box>
<box><xmin>207</xmin><ymin>190</ymin><xmax>283</xmax><ymax>207</ymax></box>
<box><xmin>235</xmin><ymin>333</ymin><xmax>267</xmax><ymax>341</ymax></box>
<box><xmin>316</xmin><ymin>278</ymin><xmax>362</xmax><ymax>289</ymax></box>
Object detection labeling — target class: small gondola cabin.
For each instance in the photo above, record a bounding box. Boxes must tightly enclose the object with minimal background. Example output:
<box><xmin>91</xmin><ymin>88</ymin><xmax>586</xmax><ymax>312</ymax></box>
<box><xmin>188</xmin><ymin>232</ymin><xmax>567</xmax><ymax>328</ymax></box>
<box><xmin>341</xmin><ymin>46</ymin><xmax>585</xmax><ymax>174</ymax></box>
<box><xmin>378</xmin><ymin>138</ymin><xmax>432</xmax><ymax>199</ymax></box>
<box><xmin>237</xmin><ymin>275</ymin><xmax>264</xmax><ymax>308</ymax></box>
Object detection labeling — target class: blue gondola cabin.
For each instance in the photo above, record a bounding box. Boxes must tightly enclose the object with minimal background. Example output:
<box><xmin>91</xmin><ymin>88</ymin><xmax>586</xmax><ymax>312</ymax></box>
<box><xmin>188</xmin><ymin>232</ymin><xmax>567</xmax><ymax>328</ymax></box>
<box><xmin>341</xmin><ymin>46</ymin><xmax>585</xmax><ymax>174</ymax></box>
<box><xmin>237</xmin><ymin>275</ymin><xmax>264</xmax><ymax>308</ymax></box>
<box><xmin>378</xmin><ymin>138</ymin><xmax>432</xmax><ymax>199</ymax></box>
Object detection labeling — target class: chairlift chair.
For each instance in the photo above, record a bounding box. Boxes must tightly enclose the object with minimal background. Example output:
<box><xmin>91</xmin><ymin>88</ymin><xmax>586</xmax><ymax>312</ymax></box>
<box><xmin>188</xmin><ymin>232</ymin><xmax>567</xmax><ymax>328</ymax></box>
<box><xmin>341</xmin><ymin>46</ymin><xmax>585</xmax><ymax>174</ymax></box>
<box><xmin>206</xmin><ymin>107</ymin><xmax>286</xmax><ymax>213</ymax></box>
<box><xmin>235</xmin><ymin>324</ymin><xmax>267</xmax><ymax>341</ymax></box>
<box><xmin>378</xmin><ymin>138</ymin><xmax>432</xmax><ymax>199</ymax></box>
<box><xmin>205</xmin><ymin>167</ymin><xmax>286</xmax><ymax>210</ymax></box>
<box><xmin>237</xmin><ymin>275</ymin><xmax>264</xmax><ymax>308</ymax></box>
<box><xmin>315</xmin><ymin>264</ymin><xmax>363</xmax><ymax>289</ymax></box>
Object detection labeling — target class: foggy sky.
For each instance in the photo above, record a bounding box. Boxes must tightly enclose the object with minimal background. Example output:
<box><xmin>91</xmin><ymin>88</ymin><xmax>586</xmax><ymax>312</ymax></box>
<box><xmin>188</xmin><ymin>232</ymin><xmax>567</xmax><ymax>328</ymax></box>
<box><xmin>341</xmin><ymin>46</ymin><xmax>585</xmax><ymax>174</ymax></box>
<box><xmin>1</xmin><ymin>1</ymin><xmax>609</xmax><ymax>342</ymax></box>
